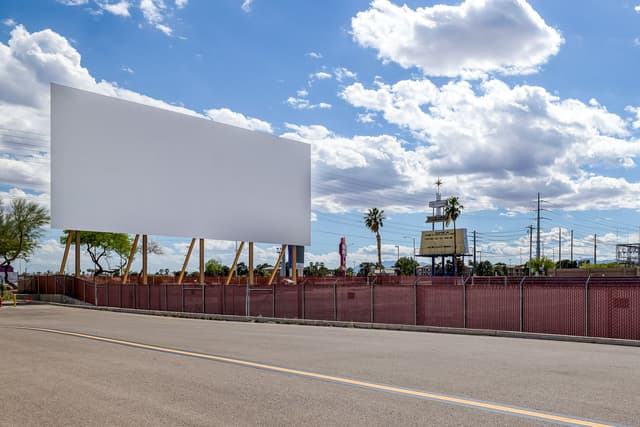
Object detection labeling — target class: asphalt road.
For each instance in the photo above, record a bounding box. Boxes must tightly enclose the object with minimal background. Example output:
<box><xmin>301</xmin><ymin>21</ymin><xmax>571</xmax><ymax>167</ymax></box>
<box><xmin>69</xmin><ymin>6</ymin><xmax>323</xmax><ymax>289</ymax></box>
<box><xmin>0</xmin><ymin>305</ymin><xmax>638</xmax><ymax>426</ymax></box>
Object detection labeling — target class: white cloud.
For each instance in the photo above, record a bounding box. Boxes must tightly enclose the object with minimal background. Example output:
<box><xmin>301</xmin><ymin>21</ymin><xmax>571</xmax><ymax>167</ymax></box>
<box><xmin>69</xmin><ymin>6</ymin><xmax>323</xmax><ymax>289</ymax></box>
<box><xmin>334</xmin><ymin>67</ymin><xmax>357</xmax><ymax>82</ymax></box>
<box><xmin>138</xmin><ymin>0</ymin><xmax>179</xmax><ymax>35</ymax></box>
<box><xmin>205</xmin><ymin>108</ymin><xmax>273</xmax><ymax>133</ymax></box>
<box><xmin>357</xmin><ymin>112</ymin><xmax>376</xmax><ymax>123</ymax></box>
<box><xmin>2</xmin><ymin>18</ymin><xmax>16</xmax><ymax>27</ymax></box>
<box><xmin>57</xmin><ymin>0</ymin><xmax>89</xmax><ymax>5</ymax></box>
<box><xmin>58</xmin><ymin>0</ymin><xmax>184</xmax><ymax>36</ymax></box>
<box><xmin>98</xmin><ymin>1</ymin><xmax>131</xmax><ymax>17</ymax></box>
<box><xmin>305</xmin><ymin>52</ymin><xmax>322</xmax><ymax>59</ymax></box>
<box><xmin>296</xmin><ymin>89</ymin><xmax>308</xmax><ymax>97</ymax></box>
<box><xmin>636</xmin><ymin>5</ymin><xmax>640</xmax><ymax>12</ymax></box>
<box><xmin>0</xmin><ymin>24</ymin><xmax>271</xmax><ymax>200</ymax></box>
<box><xmin>338</xmin><ymin>76</ymin><xmax>640</xmax><ymax>211</ymax></box>
<box><xmin>140</xmin><ymin>0</ymin><xmax>165</xmax><ymax>24</ymax></box>
<box><xmin>121</xmin><ymin>65</ymin><xmax>134</xmax><ymax>73</ymax></box>
<box><xmin>241</xmin><ymin>0</ymin><xmax>253</xmax><ymax>13</ymax></box>
<box><xmin>310</xmin><ymin>71</ymin><xmax>332</xmax><ymax>80</ymax></box>
<box><xmin>286</xmin><ymin>97</ymin><xmax>332</xmax><ymax>110</ymax></box>
<box><xmin>0</xmin><ymin>188</ymin><xmax>49</xmax><ymax>210</ymax></box>
<box><xmin>351</xmin><ymin>0</ymin><xmax>563</xmax><ymax>78</ymax></box>
<box><xmin>155</xmin><ymin>23</ymin><xmax>173</xmax><ymax>36</ymax></box>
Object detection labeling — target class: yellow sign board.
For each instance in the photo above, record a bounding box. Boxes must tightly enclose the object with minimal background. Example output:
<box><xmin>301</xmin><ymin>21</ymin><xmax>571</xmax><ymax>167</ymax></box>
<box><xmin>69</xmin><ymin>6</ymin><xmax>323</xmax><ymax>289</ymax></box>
<box><xmin>419</xmin><ymin>229</ymin><xmax>468</xmax><ymax>256</ymax></box>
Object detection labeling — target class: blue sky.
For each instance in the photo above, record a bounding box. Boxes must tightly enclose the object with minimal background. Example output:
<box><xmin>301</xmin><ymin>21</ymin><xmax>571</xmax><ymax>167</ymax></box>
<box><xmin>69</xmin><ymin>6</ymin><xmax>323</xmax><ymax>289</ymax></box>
<box><xmin>2</xmin><ymin>0</ymin><xmax>640</xmax><ymax>274</ymax></box>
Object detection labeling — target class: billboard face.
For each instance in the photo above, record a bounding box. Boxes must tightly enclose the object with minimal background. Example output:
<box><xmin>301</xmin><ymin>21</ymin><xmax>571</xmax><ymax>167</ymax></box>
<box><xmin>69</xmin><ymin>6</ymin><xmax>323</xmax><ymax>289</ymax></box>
<box><xmin>51</xmin><ymin>84</ymin><xmax>310</xmax><ymax>245</ymax></box>
<box><xmin>419</xmin><ymin>229</ymin><xmax>468</xmax><ymax>256</ymax></box>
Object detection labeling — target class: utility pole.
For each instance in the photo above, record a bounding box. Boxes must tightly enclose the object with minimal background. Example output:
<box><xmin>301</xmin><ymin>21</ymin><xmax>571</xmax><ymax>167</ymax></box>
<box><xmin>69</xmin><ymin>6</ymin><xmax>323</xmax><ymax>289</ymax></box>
<box><xmin>528</xmin><ymin>225</ymin><xmax>533</xmax><ymax>273</ymax></box>
<box><xmin>473</xmin><ymin>230</ymin><xmax>477</xmax><ymax>275</ymax></box>
<box><xmin>536</xmin><ymin>192</ymin><xmax>541</xmax><ymax>260</ymax></box>
<box><xmin>570</xmin><ymin>230</ymin><xmax>573</xmax><ymax>264</ymax></box>
<box><xmin>558</xmin><ymin>227</ymin><xmax>562</xmax><ymax>266</ymax></box>
<box><xmin>594</xmin><ymin>234</ymin><xmax>597</xmax><ymax>265</ymax></box>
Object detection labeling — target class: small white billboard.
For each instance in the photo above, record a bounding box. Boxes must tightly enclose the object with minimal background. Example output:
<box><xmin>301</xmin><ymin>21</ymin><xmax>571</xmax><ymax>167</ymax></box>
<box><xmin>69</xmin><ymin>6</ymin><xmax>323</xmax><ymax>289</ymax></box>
<box><xmin>51</xmin><ymin>84</ymin><xmax>310</xmax><ymax>245</ymax></box>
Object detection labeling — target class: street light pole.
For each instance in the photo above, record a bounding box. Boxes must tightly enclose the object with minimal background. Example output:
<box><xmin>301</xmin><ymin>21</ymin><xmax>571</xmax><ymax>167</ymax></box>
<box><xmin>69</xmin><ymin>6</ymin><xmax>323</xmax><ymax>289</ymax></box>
<box><xmin>394</xmin><ymin>245</ymin><xmax>400</xmax><ymax>263</ymax></box>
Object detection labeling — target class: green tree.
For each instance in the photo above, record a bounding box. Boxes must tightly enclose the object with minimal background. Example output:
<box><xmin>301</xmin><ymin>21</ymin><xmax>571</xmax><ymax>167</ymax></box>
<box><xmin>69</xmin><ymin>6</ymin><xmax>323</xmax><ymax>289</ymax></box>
<box><xmin>525</xmin><ymin>257</ymin><xmax>555</xmax><ymax>276</ymax></box>
<box><xmin>556</xmin><ymin>259</ymin><xmax>578</xmax><ymax>268</ymax></box>
<box><xmin>303</xmin><ymin>262</ymin><xmax>330</xmax><ymax>277</ymax></box>
<box><xmin>364</xmin><ymin>208</ymin><xmax>385</xmax><ymax>268</ymax></box>
<box><xmin>236</xmin><ymin>262</ymin><xmax>248</xmax><ymax>276</ymax></box>
<box><xmin>444</xmin><ymin>196</ymin><xmax>464</xmax><ymax>276</ymax></box>
<box><xmin>60</xmin><ymin>231</ymin><xmax>131</xmax><ymax>276</ymax></box>
<box><xmin>395</xmin><ymin>256</ymin><xmax>418</xmax><ymax>276</ymax></box>
<box><xmin>255</xmin><ymin>263</ymin><xmax>273</xmax><ymax>277</ymax></box>
<box><xmin>0</xmin><ymin>199</ymin><xmax>49</xmax><ymax>283</ymax></box>
<box><xmin>476</xmin><ymin>260</ymin><xmax>493</xmax><ymax>276</ymax></box>
<box><xmin>357</xmin><ymin>262</ymin><xmax>376</xmax><ymax>277</ymax></box>
<box><xmin>205</xmin><ymin>259</ymin><xmax>230</xmax><ymax>276</ymax></box>
<box><xmin>494</xmin><ymin>262</ymin><xmax>508</xmax><ymax>276</ymax></box>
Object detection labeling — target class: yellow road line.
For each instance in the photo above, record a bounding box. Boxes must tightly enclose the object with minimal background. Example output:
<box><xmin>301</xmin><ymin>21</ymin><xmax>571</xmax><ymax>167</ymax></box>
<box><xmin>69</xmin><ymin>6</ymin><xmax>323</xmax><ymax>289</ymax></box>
<box><xmin>20</xmin><ymin>327</ymin><xmax>616</xmax><ymax>427</ymax></box>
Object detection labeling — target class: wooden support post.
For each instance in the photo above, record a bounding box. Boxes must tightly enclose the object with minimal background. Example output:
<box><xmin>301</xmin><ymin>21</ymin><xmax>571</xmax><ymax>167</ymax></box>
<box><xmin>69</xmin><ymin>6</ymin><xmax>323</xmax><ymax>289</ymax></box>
<box><xmin>226</xmin><ymin>241</ymin><xmax>245</xmax><ymax>285</ymax></box>
<box><xmin>199</xmin><ymin>238</ymin><xmax>205</xmax><ymax>285</ymax></box>
<box><xmin>59</xmin><ymin>230</ymin><xmax>74</xmax><ymax>274</ymax></box>
<box><xmin>292</xmin><ymin>245</ymin><xmax>297</xmax><ymax>284</ymax></box>
<box><xmin>268</xmin><ymin>245</ymin><xmax>287</xmax><ymax>286</ymax></box>
<box><xmin>75</xmin><ymin>230</ymin><xmax>81</xmax><ymax>277</ymax></box>
<box><xmin>177</xmin><ymin>238</ymin><xmax>196</xmax><ymax>285</ymax></box>
<box><xmin>248</xmin><ymin>242</ymin><xmax>254</xmax><ymax>285</ymax></box>
<box><xmin>122</xmin><ymin>234</ymin><xmax>139</xmax><ymax>285</ymax></box>
<box><xmin>142</xmin><ymin>234</ymin><xmax>148</xmax><ymax>285</ymax></box>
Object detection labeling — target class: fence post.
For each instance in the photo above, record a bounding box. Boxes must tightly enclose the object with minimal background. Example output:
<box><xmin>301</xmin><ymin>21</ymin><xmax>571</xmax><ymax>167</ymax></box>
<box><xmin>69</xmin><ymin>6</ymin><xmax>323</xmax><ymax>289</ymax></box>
<box><xmin>462</xmin><ymin>278</ymin><xmax>467</xmax><ymax>328</ymax></box>
<box><xmin>245</xmin><ymin>280</ymin><xmax>249</xmax><ymax>317</ymax></box>
<box><xmin>333</xmin><ymin>280</ymin><xmax>337</xmax><ymax>321</ymax></box>
<box><xmin>202</xmin><ymin>284</ymin><xmax>205</xmax><ymax>313</ymax></box>
<box><xmin>83</xmin><ymin>279</ymin><xmax>86</xmax><ymax>303</ymax></box>
<box><xmin>93</xmin><ymin>276</ymin><xmax>97</xmax><ymax>306</ymax></box>
<box><xmin>413</xmin><ymin>279</ymin><xmax>418</xmax><ymax>326</ymax></box>
<box><xmin>370</xmin><ymin>280</ymin><xmax>375</xmax><ymax>323</ymax></box>
<box><xmin>134</xmin><ymin>284</ymin><xmax>137</xmax><ymax>309</ymax></box>
<box><xmin>164</xmin><ymin>284</ymin><xmax>168</xmax><ymax>311</ymax></box>
<box><xmin>519</xmin><ymin>276</ymin><xmax>526</xmax><ymax>332</ymax></box>
<box><xmin>119</xmin><ymin>282</ymin><xmax>122</xmax><ymax>308</ymax></box>
<box><xmin>272</xmin><ymin>282</ymin><xmax>276</xmax><ymax>318</ymax></box>
<box><xmin>181</xmin><ymin>285</ymin><xmax>184</xmax><ymax>312</ymax></box>
<box><xmin>301</xmin><ymin>280</ymin><xmax>305</xmax><ymax>320</ymax></box>
<box><xmin>585</xmin><ymin>275</ymin><xmax>591</xmax><ymax>337</ymax></box>
<box><xmin>148</xmin><ymin>284</ymin><xmax>150</xmax><ymax>310</ymax></box>
<box><xmin>106</xmin><ymin>282</ymin><xmax>109</xmax><ymax>307</ymax></box>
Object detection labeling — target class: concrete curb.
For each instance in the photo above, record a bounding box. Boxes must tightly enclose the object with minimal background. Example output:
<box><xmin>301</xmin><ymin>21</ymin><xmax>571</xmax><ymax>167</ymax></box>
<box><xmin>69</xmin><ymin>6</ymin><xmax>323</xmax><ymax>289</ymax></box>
<box><xmin>30</xmin><ymin>300</ymin><xmax>640</xmax><ymax>348</ymax></box>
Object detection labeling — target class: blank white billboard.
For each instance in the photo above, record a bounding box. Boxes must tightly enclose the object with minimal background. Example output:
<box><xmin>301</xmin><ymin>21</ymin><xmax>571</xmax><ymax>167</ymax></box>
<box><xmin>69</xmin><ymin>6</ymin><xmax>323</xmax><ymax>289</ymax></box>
<box><xmin>51</xmin><ymin>84</ymin><xmax>310</xmax><ymax>245</ymax></box>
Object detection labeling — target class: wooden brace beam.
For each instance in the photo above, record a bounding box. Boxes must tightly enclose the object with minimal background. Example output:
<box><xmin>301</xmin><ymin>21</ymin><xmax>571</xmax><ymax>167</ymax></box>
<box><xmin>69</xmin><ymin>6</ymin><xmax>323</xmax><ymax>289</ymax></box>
<box><xmin>122</xmin><ymin>234</ymin><xmax>139</xmax><ymax>285</ymax></box>
<box><xmin>177</xmin><ymin>238</ymin><xmax>196</xmax><ymax>285</ymax></box>
<box><xmin>59</xmin><ymin>230</ymin><xmax>74</xmax><ymax>275</ymax></box>
<box><xmin>268</xmin><ymin>245</ymin><xmax>287</xmax><ymax>286</ymax></box>
<box><xmin>225</xmin><ymin>241</ymin><xmax>245</xmax><ymax>285</ymax></box>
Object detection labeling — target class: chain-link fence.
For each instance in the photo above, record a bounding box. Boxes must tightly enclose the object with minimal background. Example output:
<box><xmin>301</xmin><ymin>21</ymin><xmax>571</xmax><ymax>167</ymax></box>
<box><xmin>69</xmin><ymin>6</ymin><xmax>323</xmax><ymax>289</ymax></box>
<box><xmin>19</xmin><ymin>275</ymin><xmax>640</xmax><ymax>340</ymax></box>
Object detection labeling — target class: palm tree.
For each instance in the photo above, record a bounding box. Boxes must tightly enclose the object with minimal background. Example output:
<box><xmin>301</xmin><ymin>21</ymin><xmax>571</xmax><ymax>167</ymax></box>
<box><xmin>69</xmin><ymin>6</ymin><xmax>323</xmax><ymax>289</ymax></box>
<box><xmin>445</xmin><ymin>196</ymin><xmax>464</xmax><ymax>276</ymax></box>
<box><xmin>364</xmin><ymin>208</ymin><xmax>385</xmax><ymax>269</ymax></box>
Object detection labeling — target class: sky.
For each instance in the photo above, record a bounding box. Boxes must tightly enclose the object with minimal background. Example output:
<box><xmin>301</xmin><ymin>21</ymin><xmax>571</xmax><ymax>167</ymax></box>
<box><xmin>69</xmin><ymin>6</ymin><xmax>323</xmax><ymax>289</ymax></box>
<box><xmin>2</xmin><ymin>0</ymin><xmax>640</xmax><ymax>274</ymax></box>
